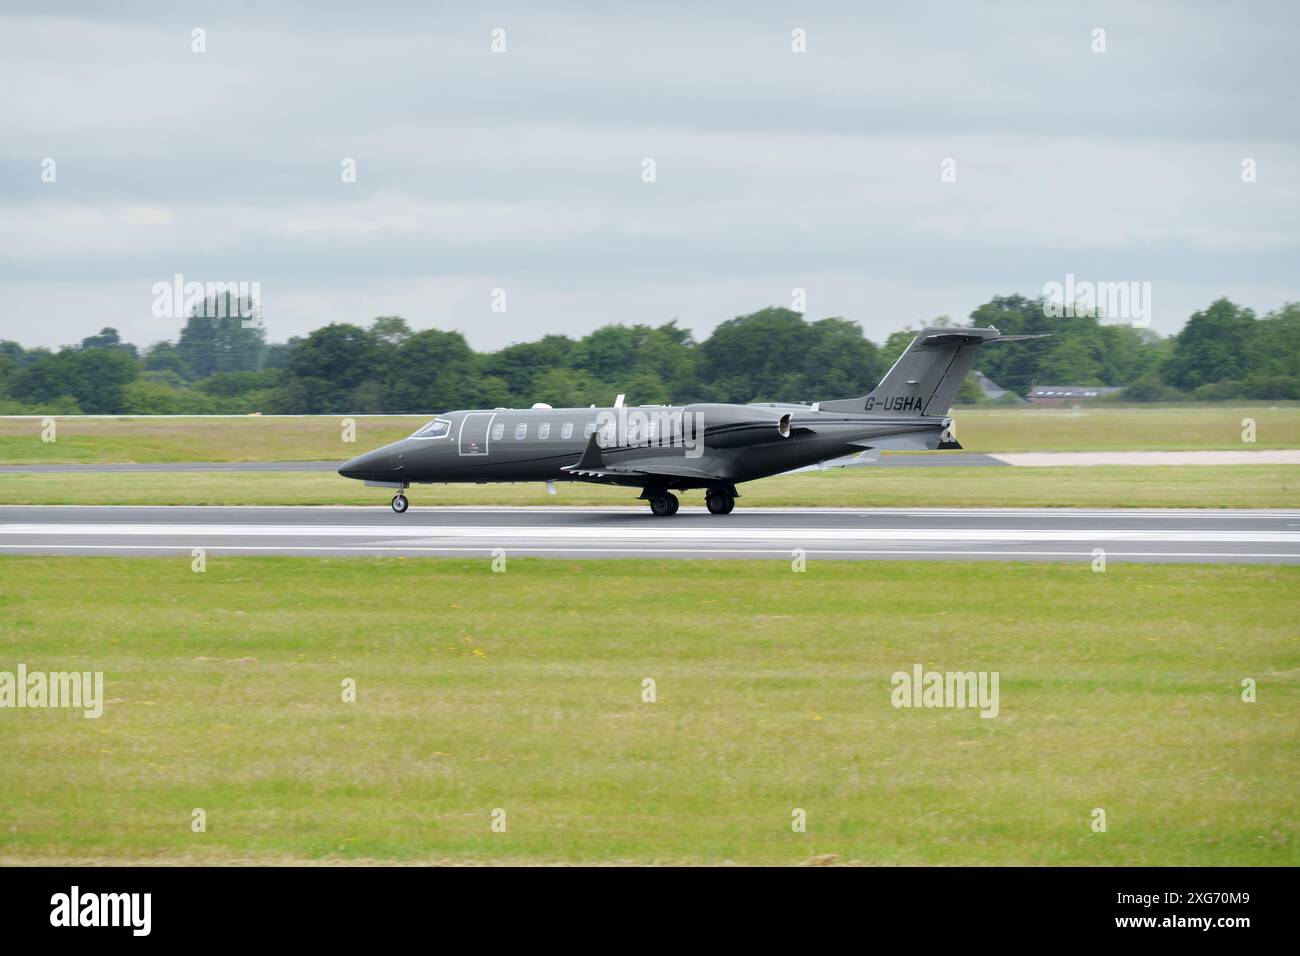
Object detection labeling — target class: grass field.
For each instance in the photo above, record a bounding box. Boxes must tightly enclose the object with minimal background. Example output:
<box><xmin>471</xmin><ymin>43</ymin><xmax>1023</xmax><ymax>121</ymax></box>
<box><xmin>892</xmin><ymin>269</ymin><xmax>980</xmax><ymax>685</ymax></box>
<box><xmin>0</xmin><ymin>415</ymin><xmax>421</xmax><ymax>464</ymax></box>
<box><xmin>1</xmin><ymin>464</ymin><xmax>1295</xmax><ymax>508</ymax></box>
<box><xmin>0</xmin><ymin>557</ymin><xmax>1294</xmax><ymax>865</ymax></box>
<box><xmin>2</xmin><ymin>404</ymin><xmax>1297</xmax><ymax>464</ymax></box>
<box><xmin>946</xmin><ymin>403</ymin><xmax>1299</xmax><ymax>453</ymax></box>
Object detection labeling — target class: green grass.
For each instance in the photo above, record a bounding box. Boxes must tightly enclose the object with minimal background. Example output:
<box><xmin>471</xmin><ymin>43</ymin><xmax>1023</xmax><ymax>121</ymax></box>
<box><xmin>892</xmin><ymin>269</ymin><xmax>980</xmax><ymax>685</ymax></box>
<box><xmin>0</xmin><ymin>415</ymin><xmax>419</xmax><ymax>464</ymax></box>
<box><xmin>946</xmin><ymin>403</ymin><xmax>1300</xmax><ymax>453</ymax></box>
<box><xmin>2</xmin><ymin>404</ymin><xmax>1296</xmax><ymax>464</ymax></box>
<box><xmin>0</xmin><ymin>464</ymin><xmax>1296</xmax><ymax>508</ymax></box>
<box><xmin>0</xmin><ymin>557</ymin><xmax>1295</xmax><ymax>865</ymax></box>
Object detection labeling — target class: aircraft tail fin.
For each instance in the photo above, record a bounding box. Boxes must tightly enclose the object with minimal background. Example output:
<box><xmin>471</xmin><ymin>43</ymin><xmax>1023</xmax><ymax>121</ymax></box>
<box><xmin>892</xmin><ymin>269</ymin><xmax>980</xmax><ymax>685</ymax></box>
<box><xmin>818</xmin><ymin>326</ymin><xmax>1045</xmax><ymax>417</ymax></box>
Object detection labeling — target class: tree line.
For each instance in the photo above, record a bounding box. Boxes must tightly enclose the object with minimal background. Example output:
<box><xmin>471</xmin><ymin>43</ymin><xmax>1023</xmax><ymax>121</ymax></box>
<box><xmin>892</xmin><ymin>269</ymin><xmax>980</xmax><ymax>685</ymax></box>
<box><xmin>0</xmin><ymin>294</ymin><xmax>1295</xmax><ymax>415</ymax></box>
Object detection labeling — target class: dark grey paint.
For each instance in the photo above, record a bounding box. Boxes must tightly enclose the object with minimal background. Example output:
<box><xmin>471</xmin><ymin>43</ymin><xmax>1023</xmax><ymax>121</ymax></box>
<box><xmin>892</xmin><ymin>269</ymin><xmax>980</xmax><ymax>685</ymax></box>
<box><xmin>0</xmin><ymin>453</ymin><xmax>1005</xmax><ymax>474</ymax></box>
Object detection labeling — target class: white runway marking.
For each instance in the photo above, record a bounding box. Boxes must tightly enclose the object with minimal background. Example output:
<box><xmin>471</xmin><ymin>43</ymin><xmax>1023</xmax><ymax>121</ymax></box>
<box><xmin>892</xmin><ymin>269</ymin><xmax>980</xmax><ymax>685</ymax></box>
<box><xmin>4</xmin><ymin>506</ymin><xmax>1295</xmax><ymax>563</ymax></box>
<box><xmin>990</xmin><ymin>449</ymin><xmax>1300</xmax><ymax>466</ymax></box>
<box><xmin>0</xmin><ymin>544</ymin><xmax>1293</xmax><ymax>560</ymax></box>
<box><xmin>5</xmin><ymin>504</ymin><xmax>1298</xmax><ymax>518</ymax></box>
<box><xmin>3</xmin><ymin>523</ymin><xmax>1296</xmax><ymax>543</ymax></box>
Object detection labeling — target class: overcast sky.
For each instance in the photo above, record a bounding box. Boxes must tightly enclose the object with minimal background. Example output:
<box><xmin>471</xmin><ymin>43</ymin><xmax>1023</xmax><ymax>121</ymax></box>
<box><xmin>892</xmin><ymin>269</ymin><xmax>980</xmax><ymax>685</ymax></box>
<box><xmin>1</xmin><ymin>0</ymin><xmax>1297</xmax><ymax>351</ymax></box>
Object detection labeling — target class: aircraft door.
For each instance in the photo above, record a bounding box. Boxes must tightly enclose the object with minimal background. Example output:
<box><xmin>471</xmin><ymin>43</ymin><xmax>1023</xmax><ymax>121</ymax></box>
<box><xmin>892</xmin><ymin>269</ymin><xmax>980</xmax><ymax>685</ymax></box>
<box><xmin>458</xmin><ymin>412</ymin><xmax>495</xmax><ymax>456</ymax></box>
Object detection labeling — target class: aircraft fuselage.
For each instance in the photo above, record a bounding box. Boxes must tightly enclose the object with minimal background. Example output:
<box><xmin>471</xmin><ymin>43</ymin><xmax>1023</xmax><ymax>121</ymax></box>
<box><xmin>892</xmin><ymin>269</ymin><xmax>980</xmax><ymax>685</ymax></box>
<box><xmin>339</xmin><ymin>402</ymin><xmax>951</xmax><ymax>491</ymax></box>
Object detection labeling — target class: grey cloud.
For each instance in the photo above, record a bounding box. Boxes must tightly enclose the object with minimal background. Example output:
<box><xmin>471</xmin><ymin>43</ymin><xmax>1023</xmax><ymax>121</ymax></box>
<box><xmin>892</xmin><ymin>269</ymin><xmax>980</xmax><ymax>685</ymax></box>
<box><xmin>0</xmin><ymin>0</ymin><xmax>1297</xmax><ymax>349</ymax></box>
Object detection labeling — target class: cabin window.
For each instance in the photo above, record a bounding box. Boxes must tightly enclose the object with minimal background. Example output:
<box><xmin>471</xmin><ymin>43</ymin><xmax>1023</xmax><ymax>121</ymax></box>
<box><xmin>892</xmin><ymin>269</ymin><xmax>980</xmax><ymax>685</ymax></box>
<box><xmin>411</xmin><ymin>419</ymin><xmax>451</xmax><ymax>439</ymax></box>
<box><xmin>584</xmin><ymin>422</ymin><xmax>597</xmax><ymax>438</ymax></box>
<box><xmin>561</xmin><ymin>422</ymin><xmax>573</xmax><ymax>439</ymax></box>
<box><xmin>538</xmin><ymin>422</ymin><xmax>551</xmax><ymax>439</ymax></box>
<box><xmin>491</xmin><ymin>423</ymin><xmax>504</xmax><ymax>441</ymax></box>
<box><xmin>515</xmin><ymin>423</ymin><xmax>527</xmax><ymax>440</ymax></box>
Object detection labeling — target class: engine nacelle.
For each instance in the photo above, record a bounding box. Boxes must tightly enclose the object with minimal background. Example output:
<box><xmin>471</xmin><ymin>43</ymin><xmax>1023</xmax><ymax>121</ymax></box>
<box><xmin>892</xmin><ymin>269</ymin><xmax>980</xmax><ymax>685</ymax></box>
<box><xmin>678</xmin><ymin>404</ymin><xmax>796</xmax><ymax>448</ymax></box>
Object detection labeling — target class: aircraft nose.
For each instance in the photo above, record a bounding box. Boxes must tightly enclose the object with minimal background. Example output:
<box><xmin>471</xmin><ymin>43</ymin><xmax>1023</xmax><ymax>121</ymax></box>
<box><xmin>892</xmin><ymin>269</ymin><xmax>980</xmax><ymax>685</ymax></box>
<box><xmin>338</xmin><ymin>446</ymin><xmax>404</xmax><ymax>480</ymax></box>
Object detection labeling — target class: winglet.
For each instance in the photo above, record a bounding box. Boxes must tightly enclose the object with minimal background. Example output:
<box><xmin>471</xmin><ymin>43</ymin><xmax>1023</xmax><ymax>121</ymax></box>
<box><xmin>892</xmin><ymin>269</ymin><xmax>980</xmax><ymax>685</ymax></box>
<box><xmin>562</xmin><ymin>431</ymin><xmax>606</xmax><ymax>473</ymax></box>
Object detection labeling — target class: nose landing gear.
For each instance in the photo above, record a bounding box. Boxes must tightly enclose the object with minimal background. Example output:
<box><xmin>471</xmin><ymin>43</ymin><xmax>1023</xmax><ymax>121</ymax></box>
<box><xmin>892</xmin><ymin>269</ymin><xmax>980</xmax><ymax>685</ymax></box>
<box><xmin>391</xmin><ymin>493</ymin><xmax>409</xmax><ymax>513</ymax></box>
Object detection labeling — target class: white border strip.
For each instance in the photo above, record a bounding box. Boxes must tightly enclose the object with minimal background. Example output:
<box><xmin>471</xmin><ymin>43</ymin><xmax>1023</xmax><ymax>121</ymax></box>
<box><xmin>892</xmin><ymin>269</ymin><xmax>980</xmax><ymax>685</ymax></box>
<box><xmin>0</xmin><ymin>544</ymin><xmax>1294</xmax><ymax>560</ymax></box>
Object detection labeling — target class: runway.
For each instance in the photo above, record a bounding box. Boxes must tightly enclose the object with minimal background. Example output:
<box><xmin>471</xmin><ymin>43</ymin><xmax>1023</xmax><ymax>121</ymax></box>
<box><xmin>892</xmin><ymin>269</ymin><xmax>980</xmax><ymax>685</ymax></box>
<box><xmin>2</xmin><ymin>505</ymin><xmax>1297</xmax><ymax>563</ymax></box>
<box><xmin>0</xmin><ymin>460</ymin><xmax>348</xmax><ymax>473</ymax></box>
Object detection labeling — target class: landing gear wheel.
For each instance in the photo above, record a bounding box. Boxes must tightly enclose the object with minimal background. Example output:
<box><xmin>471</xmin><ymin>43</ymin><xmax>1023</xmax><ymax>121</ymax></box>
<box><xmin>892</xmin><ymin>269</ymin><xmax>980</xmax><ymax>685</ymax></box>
<box><xmin>391</xmin><ymin>493</ymin><xmax>409</xmax><ymax>514</ymax></box>
<box><xmin>649</xmin><ymin>492</ymin><xmax>679</xmax><ymax>517</ymax></box>
<box><xmin>706</xmin><ymin>490</ymin><xmax>734</xmax><ymax>515</ymax></box>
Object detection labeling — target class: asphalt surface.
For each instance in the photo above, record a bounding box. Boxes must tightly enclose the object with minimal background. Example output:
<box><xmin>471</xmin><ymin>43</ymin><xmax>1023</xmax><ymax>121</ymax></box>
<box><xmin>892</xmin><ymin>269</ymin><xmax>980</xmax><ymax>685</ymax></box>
<box><xmin>0</xmin><ymin>460</ymin><xmax>343</xmax><ymax>473</ymax></box>
<box><xmin>0</xmin><ymin>453</ymin><xmax>1007</xmax><ymax>472</ymax></box>
<box><xmin>2</xmin><ymin>505</ymin><xmax>1296</xmax><ymax>563</ymax></box>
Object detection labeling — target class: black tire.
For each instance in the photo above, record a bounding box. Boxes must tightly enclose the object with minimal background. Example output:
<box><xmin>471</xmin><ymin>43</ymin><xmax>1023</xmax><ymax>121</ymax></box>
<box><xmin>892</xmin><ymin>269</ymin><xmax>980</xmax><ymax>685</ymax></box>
<box><xmin>391</xmin><ymin>493</ymin><xmax>409</xmax><ymax>514</ymax></box>
<box><xmin>706</xmin><ymin>491</ymin><xmax>733</xmax><ymax>515</ymax></box>
<box><xmin>665</xmin><ymin>493</ymin><xmax>679</xmax><ymax>516</ymax></box>
<box><xmin>649</xmin><ymin>496</ymin><xmax>673</xmax><ymax>517</ymax></box>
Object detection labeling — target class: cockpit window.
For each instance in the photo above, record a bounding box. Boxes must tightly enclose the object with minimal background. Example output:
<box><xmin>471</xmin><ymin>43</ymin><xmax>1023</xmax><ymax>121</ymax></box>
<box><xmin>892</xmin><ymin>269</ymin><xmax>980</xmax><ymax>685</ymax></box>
<box><xmin>411</xmin><ymin>419</ymin><xmax>451</xmax><ymax>439</ymax></box>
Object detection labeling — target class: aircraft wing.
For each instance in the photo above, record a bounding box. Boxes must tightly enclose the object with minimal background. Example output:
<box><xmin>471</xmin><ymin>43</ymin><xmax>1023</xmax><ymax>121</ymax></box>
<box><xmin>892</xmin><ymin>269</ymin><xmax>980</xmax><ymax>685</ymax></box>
<box><xmin>563</xmin><ymin>462</ymin><xmax>720</xmax><ymax>480</ymax></box>
<box><xmin>613</xmin><ymin>461</ymin><xmax>723</xmax><ymax>480</ymax></box>
<box><xmin>773</xmin><ymin>449</ymin><xmax>880</xmax><ymax>477</ymax></box>
<box><xmin>560</xmin><ymin>433</ymin><xmax>721</xmax><ymax>481</ymax></box>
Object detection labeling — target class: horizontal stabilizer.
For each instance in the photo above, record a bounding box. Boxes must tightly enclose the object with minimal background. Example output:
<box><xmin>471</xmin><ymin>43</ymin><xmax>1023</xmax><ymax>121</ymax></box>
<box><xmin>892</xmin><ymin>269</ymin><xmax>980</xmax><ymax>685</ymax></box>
<box><xmin>915</xmin><ymin>330</ymin><xmax>1048</xmax><ymax>347</ymax></box>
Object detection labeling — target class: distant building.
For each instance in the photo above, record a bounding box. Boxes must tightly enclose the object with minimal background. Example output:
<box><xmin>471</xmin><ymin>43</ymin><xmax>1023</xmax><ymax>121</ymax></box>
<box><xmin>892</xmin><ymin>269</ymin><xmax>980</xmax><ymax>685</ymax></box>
<box><xmin>970</xmin><ymin>370</ymin><xmax>1026</xmax><ymax>404</ymax></box>
<box><xmin>1027</xmin><ymin>384</ymin><xmax>1123</xmax><ymax>407</ymax></box>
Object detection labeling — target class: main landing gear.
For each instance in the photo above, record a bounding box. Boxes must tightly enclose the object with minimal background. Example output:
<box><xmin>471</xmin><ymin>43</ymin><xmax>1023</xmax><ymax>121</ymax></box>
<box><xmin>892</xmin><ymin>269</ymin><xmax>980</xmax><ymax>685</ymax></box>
<box><xmin>648</xmin><ymin>492</ymin><xmax>679</xmax><ymax>517</ymax></box>
<box><xmin>705</xmin><ymin>489</ymin><xmax>735</xmax><ymax>515</ymax></box>
<box><xmin>645</xmin><ymin>489</ymin><xmax>735</xmax><ymax>515</ymax></box>
<box><xmin>390</xmin><ymin>493</ymin><xmax>409</xmax><ymax>513</ymax></box>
